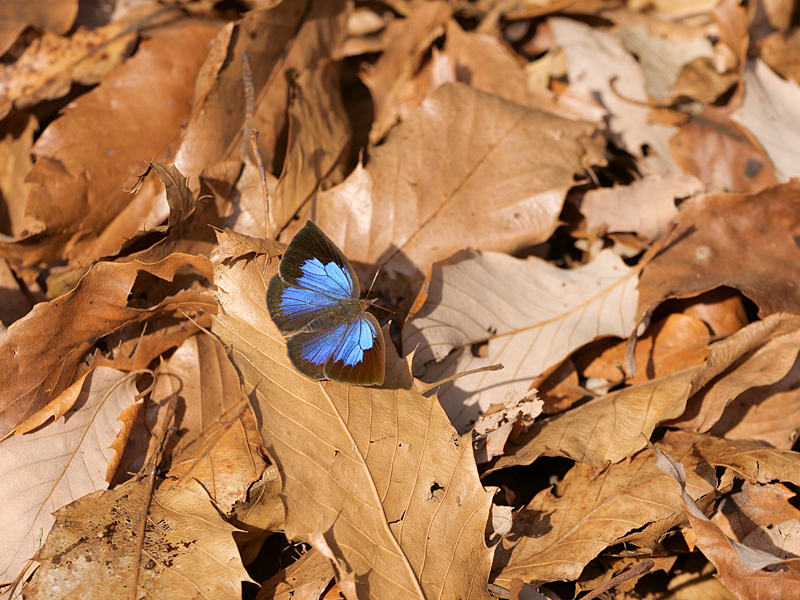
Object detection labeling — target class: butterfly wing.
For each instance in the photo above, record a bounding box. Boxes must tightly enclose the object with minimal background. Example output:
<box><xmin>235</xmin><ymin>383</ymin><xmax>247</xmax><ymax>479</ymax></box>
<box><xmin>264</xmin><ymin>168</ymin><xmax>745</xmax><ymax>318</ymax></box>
<box><xmin>267</xmin><ymin>221</ymin><xmax>360</xmax><ymax>334</ymax></box>
<box><xmin>286</xmin><ymin>312</ymin><xmax>385</xmax><ymax>385</ymax></box>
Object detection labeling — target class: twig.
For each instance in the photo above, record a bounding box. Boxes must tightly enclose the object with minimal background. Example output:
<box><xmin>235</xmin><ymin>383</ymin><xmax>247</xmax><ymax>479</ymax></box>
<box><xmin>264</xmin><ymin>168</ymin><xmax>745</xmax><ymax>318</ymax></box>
<box><xmin>416</xmin><ymin>363</ymin><xmax>504</xmax><ymax>395</ymax></box>
<box><xmin>580</xmin><ymin>559</ymin><xmax>655</xmax><ymax>600</ymax></box>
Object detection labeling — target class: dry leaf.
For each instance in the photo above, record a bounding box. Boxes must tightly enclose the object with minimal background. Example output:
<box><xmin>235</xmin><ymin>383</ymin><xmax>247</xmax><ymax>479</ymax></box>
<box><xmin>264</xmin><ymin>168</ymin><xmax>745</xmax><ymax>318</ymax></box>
<box><xmin>0</xmin><ymin>367</ymin><xmax>140</xmax><ymax>585</ymax></box>
<box><xmin>0</xmin><ymin>254</ymin><xmax>213</xmax><ymax>436</ymax></box>
<box><xmin>0</xmin><ymin>0</ymin><xmax>77</xmax><ymax>57</ymax></box>
<box><xmin>210</xmin><ymin>230</ymin><xmax>495</xmax><ymax>599</ymax></box>
<box><xmin>24</xmin><ymin>478</ymin><xmax>252</xmax><ymax>599</ymax></box>
<box><xmin>314</xmin><ymin>82</ymin><xmax>604</xmax><ymax>279</ymax></box>
<box><xmin>403</xmin><ymin>248</ymin><xmax>638</xmax><ymax>431</ymax></box>
<box><xmin>256</xmin><ymin>548</ymin><xmax>334</xmax><ymax>600</ymax></box>
<box><xmin>637</xmin><ymin>181</ymin><xmax>800</xmax><ymax>320</ymax></box>
<box><xmin>492</xmin><ymin>431</ymin><xmax>718</xmax><ymax>586</ymax></box>
<box><xmin>231</xmin><ymin>464</ymin><xmax>285</xmax><ymax>565</ymax></box>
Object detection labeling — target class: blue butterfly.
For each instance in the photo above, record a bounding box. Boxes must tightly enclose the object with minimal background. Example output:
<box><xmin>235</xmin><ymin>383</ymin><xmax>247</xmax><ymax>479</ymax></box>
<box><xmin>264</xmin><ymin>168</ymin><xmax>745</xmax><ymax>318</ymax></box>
<box><xmin>267</xmin><ymin>221</ymin><xmax>385</xmax><ymax>386</ymax></box>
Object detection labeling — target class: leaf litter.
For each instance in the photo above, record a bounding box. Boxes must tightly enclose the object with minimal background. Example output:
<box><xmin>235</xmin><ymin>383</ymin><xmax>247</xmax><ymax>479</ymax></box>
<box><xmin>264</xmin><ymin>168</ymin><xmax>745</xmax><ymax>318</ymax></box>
<box><xmin>1</xmin><ymin>1</ymin><xmax>800</xmax><ymax>599</ymax></box>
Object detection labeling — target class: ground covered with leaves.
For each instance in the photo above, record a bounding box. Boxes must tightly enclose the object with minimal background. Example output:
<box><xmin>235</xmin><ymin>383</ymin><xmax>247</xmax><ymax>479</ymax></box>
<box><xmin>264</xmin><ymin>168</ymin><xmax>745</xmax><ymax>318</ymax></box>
<box><xmin>1</xmin><ymin>0</ymin><xmax>799</xmax><ymax>598</ymax></box>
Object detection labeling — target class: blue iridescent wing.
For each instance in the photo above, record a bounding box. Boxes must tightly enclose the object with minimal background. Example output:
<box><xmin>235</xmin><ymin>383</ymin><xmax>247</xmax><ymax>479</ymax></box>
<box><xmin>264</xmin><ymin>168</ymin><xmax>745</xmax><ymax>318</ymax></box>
<box><xmin>286</xmin><ymin>312</ymin><xmax>385</xmax><ymax>386</ymax></box>
<box><xmin>267</xmin><ymin>221</ymin><xmax>360</xmax><ymax>334</ymax></box>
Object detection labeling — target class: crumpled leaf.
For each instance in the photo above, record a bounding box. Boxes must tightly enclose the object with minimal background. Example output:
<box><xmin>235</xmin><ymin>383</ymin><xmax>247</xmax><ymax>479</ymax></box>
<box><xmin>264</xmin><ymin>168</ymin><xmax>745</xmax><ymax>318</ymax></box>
<box><xmin>23</xmin><ymin>478</ymin><xmax>252</xmax><ymax>600</ymax></box>
<box><xmin>210</xmin><ymin>230</ymin><xmax>494</xmax><ymax>600</ymax></box>
<box><xmin>313</xmin><ymin>82</ymin><xmax>604</xmax><ymax>279</ymax></box>
<box><xmin>0</xmin><ymin>367</ymin><xmax>140</xmax><ymax>585</ymax></box>
<box><xmin>653</xmin><ymin>443</ymin><xmax>800</xmax><ymax>597</ymax></box>
<box><xmin>492</xmin><ymin>431</ymin><xmax>718</xmax><ymax>587</ymax></box>
<box><xmin>0</xmin><ymin>23</ymin><xmax>135</xmax><ymax>120</ymax></box>
<box><xmin>256</xmin><ymin>548</ymin><xmax>333</xmax><ymax>600</ymax></box>
<box><xmin>0</xmin><ymin>0</ymin><xmax>77</xmax><ymax>57</ymax></box>
<box><xmin>490</xmin><ymin>314</ymin><xmax>800</xmax><ymax>472</ymax></box>
<box><xmin>0</xmin><ymin>254</ymin><xmax>214</xmax><ymax>437</ymax></box>
<box><xmin>403</xmin><ymin>248</ymin><xmax>638</xmax><ymax>431</ymax></box>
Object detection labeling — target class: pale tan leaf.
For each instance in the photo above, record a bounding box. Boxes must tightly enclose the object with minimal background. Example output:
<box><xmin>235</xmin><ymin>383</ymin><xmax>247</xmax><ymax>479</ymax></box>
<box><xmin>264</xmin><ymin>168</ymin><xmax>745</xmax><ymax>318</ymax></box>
<box><xmin>313</xmin><ymin>82</ymin><xmax>604</xmax><ymax>279</ymax></box>
<box><xmin>579</xmin><ymin>173</ymin><xmax>704</xmax><ymax>241</ymax></box>
<box><xmin>549</xmin><ymin>17</ymin><xmax>679</xmax><ymax>175</ymax></box>
<box><xmin>693</xmin><ymin>435</ymin><xmax>800</xmax><ymax>486</ymax></box>
<box><xmin>210</xmin><ymin>231</ymin><xmax>494</xmax><ymax>600</ymax></box>
<box><xmin>256</xmin><ymin>548</ymin><xmax>334</xmax><ymax>600</ymax></box>
<box><xmin>0</xmin><ymin>368</ymin><xmax>140</xmax><ymax>584</ymax></box>
<box><xmin>403</xmin><ymin>248</ymin><xmax>638</xmax><ymax>431</ymax></box>
<box><xmin>492</xmin><ymin>431</ymin><xmax>718</xmax><ymax>586</ymax></box>
<box><xmin>0</xmin><ymin>0</ymin><xmax>77</xmax><ymax>58</ymax></box>
<box><xmin>272</xmin><ymin>59</ymin><xmax>351</xmax><ymax>231</ymax></box>
<box><xmin>24</xmin><ymin>478</ymin><xmax>251</xmax><ymax>599</ymax></box>
<box><xmin>732</xmin><ymin>59</ymin><xmax>800</xmax><ymax>181</ymax></box>
<box><xmin>0</xmin><ymin>113</ymin><xmax>41</xmax><ymax>239</ymax></box>
<box><xmin>231</xmin><ymin>464</ymin><xmax>285</xmax><ymax>565</ymax></box>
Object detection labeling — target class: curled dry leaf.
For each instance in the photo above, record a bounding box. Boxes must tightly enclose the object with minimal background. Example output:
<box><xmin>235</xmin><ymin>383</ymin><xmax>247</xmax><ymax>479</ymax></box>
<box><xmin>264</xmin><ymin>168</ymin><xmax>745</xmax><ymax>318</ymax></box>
<box><xmin>492</xmin><ymin>431</ymin><xmax>718</xmax><ymax>587</ymax></box>
<box><xmin>0</xmin><ymin>112</ymin><xmax>40</xmax><ymax>239</ymax></box>
<box><xmin>490</xmin><ymin>314</ymin><xmax>800</xmax><ymax>473</ymax></box>
<box><xmin>0</xmin><ymin>367</ymin><xmax>141</xmax><ymax>585</ymax></box>
<box><xmin>0</xmin><ymin>0</ymin><xmax>78</xmax><ymax>57</ymax></box>
<box><xmin>360</xmin><ymin>1</ymin><xmax>451</xmax><ymax>143</ymax></box>
<box><xmin>653</xmin><ymin>444</ymin><xmax>800</xmax><ymax>597</ymax></box>
<box><xmin>23</xmin><ymin>478</ymin><xmax>252</xmax><ymax>600</ymax></box>
<box><xmin>0</xmin><ymin>23</ymin><xmax>135</xmax><ymax>120</ymax></box>
<box><xmin>210</xmin><ymin>230</ymin><xmax>495</xmax><ymax>599</ymax></box>
<box><xmin>149</xmin><ymin>334</ymin><xmax>266</xmax><ymax>513</ymax></box>
<box><xmin>314</xmin><ymin>82</ymin><xmax>604</xmax><ymax>279</ymax></box>
<box><xmin>0</xmin><ymin>23</ymin><xmax>219</xmax><ymax>268</ymax></box>
<box><xmin>403</xmin><ymin>248</ymin><xmax>638</xmax><ymax>431</ymax></box>
<box><xmin>637</xmin><ymin>181</ymin><xmax>800</xmax><ymax>320</ymax></box>
<box><xmin>0</xmin><ymin>253</ymin><xmax>214</xmax><ymax>437</ymax></box>
<box><xmin>272</xmin><ymin>59</ymin><xmax>351</xmax><ymax>232</ymax></box>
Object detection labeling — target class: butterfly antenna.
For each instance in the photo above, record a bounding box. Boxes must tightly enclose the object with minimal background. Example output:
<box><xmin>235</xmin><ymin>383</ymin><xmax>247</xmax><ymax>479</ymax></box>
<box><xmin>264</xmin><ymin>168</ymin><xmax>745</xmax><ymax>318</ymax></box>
<box><xmin>364</xmin><ymin>266</ymin><xmax>395</xmax><ymax>315</ymax></box>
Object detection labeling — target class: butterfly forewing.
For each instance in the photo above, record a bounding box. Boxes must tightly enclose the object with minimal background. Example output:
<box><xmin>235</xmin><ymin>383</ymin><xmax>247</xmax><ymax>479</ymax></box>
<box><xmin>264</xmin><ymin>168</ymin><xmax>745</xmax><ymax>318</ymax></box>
<box><xmin>267</xmin><ymin>221</ymin><xmax>385</xmax><ymax>386</ymax></box>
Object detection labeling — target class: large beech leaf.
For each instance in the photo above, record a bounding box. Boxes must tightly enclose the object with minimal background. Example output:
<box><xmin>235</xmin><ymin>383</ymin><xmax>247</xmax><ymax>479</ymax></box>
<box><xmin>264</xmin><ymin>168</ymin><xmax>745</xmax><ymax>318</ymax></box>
<box><xmin>24</xmin><ymin>479</ymin><xmax>251</xmax><ymax>599</ymax></box>
<box><xmin>491</xmin><ymin>314</ymin><xmax>800</xmax><ymax>472</ymax></box>
<box><xmin>492</xmin><ymin>431</ymin><xmax>719</xmax><ymax>586</ymax></box>
<box><xmin>0</xmin><ymin>254</ymin><xmax>214</xmax><ymax>437</ymax></box>
<box><xmin>0</xmin><ymin>367</ymin><xmax>139</xmax><ymax>584</ymax></box>
<box><xmin>210</xmin><ymin>231</ymin><xmax>494</xmax><ymax>600</ymax></box>
<box><xmin>313</xmin><ymin>82</ymin><xmax>604</xmax><ymax>279</ymax></box>
<box><xmin>403</xmin><ymin>249</ymin><xmax>638</xmax><ymax>431</ymax></box>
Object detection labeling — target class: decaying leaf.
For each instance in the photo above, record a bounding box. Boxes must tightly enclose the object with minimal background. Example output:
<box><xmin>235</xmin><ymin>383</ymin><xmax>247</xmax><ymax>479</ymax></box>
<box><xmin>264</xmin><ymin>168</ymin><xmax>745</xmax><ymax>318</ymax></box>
<box><xmin>0</xmin><ymin>367</ymin><xmax>142</xmax><ymax>585</ymax></box>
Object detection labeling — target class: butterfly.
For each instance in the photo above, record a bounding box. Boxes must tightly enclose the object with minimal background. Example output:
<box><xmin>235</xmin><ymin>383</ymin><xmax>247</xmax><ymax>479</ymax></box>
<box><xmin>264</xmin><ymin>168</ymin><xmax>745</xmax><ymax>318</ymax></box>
<box><xmin>267</xmin><ymin>221</ymin><xmax>385</xmax><ymax>386</ymax></box>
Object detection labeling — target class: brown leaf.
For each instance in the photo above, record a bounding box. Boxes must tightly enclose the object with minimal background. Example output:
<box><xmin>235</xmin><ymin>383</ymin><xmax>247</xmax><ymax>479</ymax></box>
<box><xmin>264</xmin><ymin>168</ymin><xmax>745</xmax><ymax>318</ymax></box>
<box><xmin>0</xmin><ymin>367</ymin><xmax>141</xmax><ymax>584</ymax></box>
<box><xmin>637</xmin><ymin>181</ymin><xmax>800</xmax><ymax>319</ymax></box>
<box><xmin>231</xmin><ymin>464</ymin><xmax>285</xmax><ymax>565</ymax></box>
<box><xmin>360</xmin><ymin>1</ymin><xmax>451</xmax><ymax>143</ymax></box>
<box><xmin>0</xmin><ymin>23</ymin><xmax>135</xmax><ymax>120</ymax></box>
<box><xmin>272</xmin><ymin>59</ymin><xmax>351</xmax><ymax>232</ymax></box>
<box><xmin>24</xmin><ymin>478</ymin><xmax>252</xmax><ymax>599</ymax></box>
<box><xmin>314</xmin><ymin>82</ymin><xmax>604</xmax><ymax>279</ymax></box>
<box><xmin>0</xmin><ymin>23</ymin><xmax>218</xmax><ymax>268</ymax></box>
<box><xmin>0</xmin><ymin>0</ymin><xmax>77</xmax><ymax>57</ymax></box>
<box><xmin>492</xmin><ymin>431</ymin><xmax>718</xmax><ymax>586</ymax></box>
<box><xmin>670</xmin><ymin>108</ymin><xmax>780</xmax><ymax>193</ymax></box>
<box><xmin>0</xmin><ymin>254</ymin><xmax>214</xmax><ymax>437</ymax></box>
<box><xmin>210</xmin><ymin>232</ymin><xmax>495</xmax><ymax>599</ymax></box>
<box><xmin>0</xmin><ymin>112</ymin><xmax>40</xmax><ymax>239</ymax></box>
<box><xmin>256</xmin><ymin>548</ymin><xmax>334</xmax><ymax>600</ymax></box>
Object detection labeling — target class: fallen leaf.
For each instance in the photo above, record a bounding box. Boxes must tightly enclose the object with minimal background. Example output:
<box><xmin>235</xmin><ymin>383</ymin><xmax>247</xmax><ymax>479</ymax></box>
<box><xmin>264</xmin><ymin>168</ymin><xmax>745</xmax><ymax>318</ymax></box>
<box><xmin>0</xmin><ymin>0</ymin><xmax>77</xmax><ymax>57</ymax></box>
<box><xmin>492</xmin><ymin>431</ymin><xmax>717</xmax><ymax>586</ymax></box>
<box><xmin>210</xmin><ymin>230</ymin><xmax>495</xmax><ymax>599</ymax></box>
<box><xmin>637</xmin><ymin>181</ymin><xmax>800</xmax><ymax>320</ymax></box>
<box><xmin>314</xmin><ymin>83</ymin><xmax>604</xmax><ymax>279</ymax></box>
<box><xmin>403</xmin><ymin>248</ymin><xmax>638</xmax><ymax>431</ymax></box>
<box><xmin>0</xmin><ymin>367</ymin><xmax>141</xmax><ymax>585</ymax></box>
<box><xmin>256</xmin><ymin>548</ymin><xmax>334</xmax><ymax>600</ymax></box>
<box><xmin>23</xmin><ymin>478</ymin><xmax>252</xmax><ymax>599</ymax></box>
<box><xmin>0</xmin><ymin>254</ymin><xmax>213</xmax><ymax>436</ymax></box>
<box><xmin>231</xmin><ymin>464</ymin><xmax>285</xmax><ymax>565</ymax></box>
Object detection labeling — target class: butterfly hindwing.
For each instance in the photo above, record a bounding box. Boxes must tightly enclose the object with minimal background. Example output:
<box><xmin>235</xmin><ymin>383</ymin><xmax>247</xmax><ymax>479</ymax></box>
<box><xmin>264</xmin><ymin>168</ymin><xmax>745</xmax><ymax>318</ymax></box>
<box><xmin>286</xmin><ymin>312</ymin><xmax>385</xmax><ymax>386</ymax></box>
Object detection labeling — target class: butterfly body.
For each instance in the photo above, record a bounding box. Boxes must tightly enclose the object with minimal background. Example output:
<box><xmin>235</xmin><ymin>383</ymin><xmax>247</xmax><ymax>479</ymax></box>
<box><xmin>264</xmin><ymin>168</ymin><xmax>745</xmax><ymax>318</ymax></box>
<box><xmin>267</xmin><ymin>221</ymin><xmax>385</xmax><ymax>386</ymax></box>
